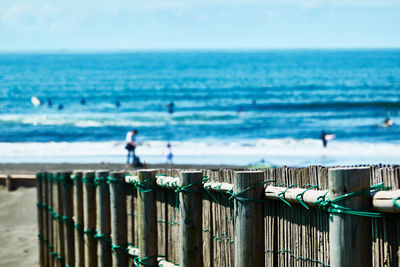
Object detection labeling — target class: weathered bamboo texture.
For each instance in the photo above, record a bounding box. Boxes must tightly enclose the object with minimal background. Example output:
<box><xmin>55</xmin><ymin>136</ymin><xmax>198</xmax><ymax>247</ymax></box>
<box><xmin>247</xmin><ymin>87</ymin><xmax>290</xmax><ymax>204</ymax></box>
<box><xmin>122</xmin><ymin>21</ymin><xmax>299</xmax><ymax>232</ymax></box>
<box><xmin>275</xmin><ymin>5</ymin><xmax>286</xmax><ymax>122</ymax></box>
<box><xmin>138</xmin><ymin>170</ymin><xmax>158</xmax><ymax>266</ymax></box>
<box><xmin>110</xmin><ymin>171</ymin><xmax>128</xmax><ymax>267</ymax></box>
<box><xmin>73</xmin><ymin>171</ymin><xmax>85</xmax><ymax>267</ymax></box>
<box><xmin>179</xmin><ymin>171</ymin><xmax>203</xmax><ymax>267</ymax></box>
<box><xmin>83</xmin><ymin>171</ymin><xmax>97</xmax><ymax>267</ymax></box>
<box><xmin>55</xmin><ymin>171</ymin><xmax>66</xmax><ymax>266</ymax></box>
<box><xmin>61</xmin><ymin>171</ymin><xmax>75</xmax><ymax>267</ymax></box>
<box><xmin>329</xmin><ymin>167</ymin><xmax>372</xmax><ymax>267</ymax></box>
<box><xmin>96</xmin><ymin>170</ymin><xmax>111</xmax><ymax>267</ymax></box>
<box><xmin>234</xmin><ymin>171</ymin><xmax>265</xmax><ymax>267</ymax></box>
<box><xmin>36</xmin><ymin>173</ymin><xmax>45</xmax><ymax>267</ymax></box>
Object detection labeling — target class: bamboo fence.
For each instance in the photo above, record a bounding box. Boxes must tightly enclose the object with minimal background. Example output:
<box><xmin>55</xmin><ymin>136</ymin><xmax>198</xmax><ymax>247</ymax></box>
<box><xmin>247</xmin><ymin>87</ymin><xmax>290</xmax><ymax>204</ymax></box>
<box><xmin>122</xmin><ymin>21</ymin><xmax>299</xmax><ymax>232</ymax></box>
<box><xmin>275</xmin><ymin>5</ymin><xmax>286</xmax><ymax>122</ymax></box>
<box><xmin>35</xmin><ymin>165</ymin><xmax>400</xmax><ymax>267</ymax></box>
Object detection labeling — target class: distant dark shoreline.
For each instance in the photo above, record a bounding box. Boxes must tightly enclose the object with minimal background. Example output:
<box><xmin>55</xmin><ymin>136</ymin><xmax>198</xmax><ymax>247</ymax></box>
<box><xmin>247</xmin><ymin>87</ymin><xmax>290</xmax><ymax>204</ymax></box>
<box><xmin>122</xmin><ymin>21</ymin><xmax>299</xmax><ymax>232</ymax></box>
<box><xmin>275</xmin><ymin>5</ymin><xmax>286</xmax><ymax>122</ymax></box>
<box><xmin>0</xmin><ymin>163</ymin><xmax>244</xmax><ymax>175</ymax></box>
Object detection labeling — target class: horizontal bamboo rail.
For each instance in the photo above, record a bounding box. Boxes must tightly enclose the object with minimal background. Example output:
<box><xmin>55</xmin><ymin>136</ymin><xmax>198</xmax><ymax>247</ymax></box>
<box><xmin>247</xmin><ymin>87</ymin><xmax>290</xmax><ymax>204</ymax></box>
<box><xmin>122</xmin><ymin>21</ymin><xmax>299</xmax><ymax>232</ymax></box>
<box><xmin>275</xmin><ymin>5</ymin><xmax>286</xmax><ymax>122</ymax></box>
<box><xmin>127</xmin><ymin>175</ymin><xmax>400</xmax><ymax>213</ymax></box>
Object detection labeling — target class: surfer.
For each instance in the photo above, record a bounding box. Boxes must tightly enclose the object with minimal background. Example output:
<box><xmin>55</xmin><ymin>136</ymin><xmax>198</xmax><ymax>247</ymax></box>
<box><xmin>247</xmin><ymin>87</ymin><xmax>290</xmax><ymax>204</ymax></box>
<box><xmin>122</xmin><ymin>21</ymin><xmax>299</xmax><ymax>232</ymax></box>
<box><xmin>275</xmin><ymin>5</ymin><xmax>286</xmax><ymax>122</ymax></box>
<box><xmin>383</xmin><ymin>117</ymin><xmax>394</xmax><ymax>127</ymax></box>
<box><xmin>115</xmin><ymin>100</ymin><xmax>121</xmax><ymax>108</ymax></box>
<box><xmin>58</xmin><ymin>104</ymin><xmax>64</xmax><ymax>110</ymax></box>
<box><xmin>81</xmin><ymin>98</ymin><xmax>86</xmax><ymax>105</ymax></box>
<box><xmin>47</xmin><ymin>98</ymin><xmax>52</xmax><ymax>107</ymax></box>
<box><xmin>31</xmin><ymin>96</ymin><xmax>41</xmax><ymax>106</ymax></box>
<box><xmin>168</xmin><ymin>101</ymin><xmax>174</xmax><ymax>114</ymax></box>
<box><xmin>321</xmin><ymin>130</ymin><xmax>335</xmax><ymax>148</ymax></box>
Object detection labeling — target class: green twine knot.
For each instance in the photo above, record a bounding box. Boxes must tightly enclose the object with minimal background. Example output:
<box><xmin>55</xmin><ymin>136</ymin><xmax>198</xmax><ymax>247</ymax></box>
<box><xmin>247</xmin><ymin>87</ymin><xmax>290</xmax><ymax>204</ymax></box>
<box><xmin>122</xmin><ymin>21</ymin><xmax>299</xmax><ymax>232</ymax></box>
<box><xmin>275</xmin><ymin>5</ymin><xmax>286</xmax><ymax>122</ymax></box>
<box><xmin>393</xmin><ymin>196</ymin><xmax>400</xmax><ymax>210</ymax></box>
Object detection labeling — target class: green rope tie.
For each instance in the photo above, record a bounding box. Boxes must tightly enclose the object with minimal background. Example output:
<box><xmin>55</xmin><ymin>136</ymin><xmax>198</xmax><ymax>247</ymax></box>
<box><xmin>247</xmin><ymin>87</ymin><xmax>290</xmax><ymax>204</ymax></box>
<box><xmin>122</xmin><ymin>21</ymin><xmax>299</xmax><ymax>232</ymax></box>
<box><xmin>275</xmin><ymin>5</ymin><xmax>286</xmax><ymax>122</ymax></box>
<box><xmin>314</xmin><ymin>183</ymin><xmax>391</xmax><ymax>218</ymax></box>
<box><xmin>70</xmin><ymin>175</ymin><xmax>81</xmax><ymax>182</ymax></box>
<box><xmin>74</xmin><ymin>222</ymin><xmax>83</xmax><ymax>229</ymax></box>
<box><xmin>83</xmin><ymin>228</ymin><xmax>98</xmax><ymax>236</ymax></box>
<box><xmin>202</xmin><ymin>228</ymin><xmax>235</xmax><ymax>244</ymax></box>
<box><xmin>393</xmin><ymin>196</ymin><xmax>400</xmax><ymax>210</ymax></box>
<box><xmin>295</xmin><ymin>185</ymin><xmax>319</xmax><ymax>210</ymax></box>
<box><xmin>157</xmin><ymin>219</ymin><xmax>179</xmax><ymax>226</ymax></box>
<box><xmin>126</xmin><ymin>177</ymin><xmax>156</xmax><ymax>193</ymax></box>
<box><xmin>133</xmin><ymin>255</ymin><xmax>163</xmax><ymax>266</ymax></box>
<box><xmin>94</xmin><ymin>176</ymin><xmax>108</xmax><ymax>186</ymax></box>
<box><xmin>264</xmin><ymin>249</ymin><xmax>329</xmax><ymax>267</ymax></box>
<box><xmin>277</xmin><ymin>184</ymin><xmax>298</xmax><ymax>207</ymax></box>
<box><xmin>230</xmin><ymin>180</ymin><xmax>276</xmax><ymax>203</ymax></box>
<box><xmin>81</xmin><ymin>176</ymin><xmax>96</xmax><ymax>187</ymax></box>
<box><xmin>94</xmin><ymin>233</ymin><xmax>112</xmax><ymax>243</ymax></box>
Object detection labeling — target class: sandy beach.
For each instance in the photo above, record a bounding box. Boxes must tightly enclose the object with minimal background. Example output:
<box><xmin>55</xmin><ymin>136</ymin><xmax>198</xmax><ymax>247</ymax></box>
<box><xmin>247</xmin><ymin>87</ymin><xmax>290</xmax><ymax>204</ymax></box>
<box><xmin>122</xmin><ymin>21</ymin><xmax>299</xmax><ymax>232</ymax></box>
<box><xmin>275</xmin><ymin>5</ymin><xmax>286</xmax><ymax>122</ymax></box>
<box><xmin>0</xmin><ymin>186</ymin><xmax>38</xmax><ymax>267</ymax></box>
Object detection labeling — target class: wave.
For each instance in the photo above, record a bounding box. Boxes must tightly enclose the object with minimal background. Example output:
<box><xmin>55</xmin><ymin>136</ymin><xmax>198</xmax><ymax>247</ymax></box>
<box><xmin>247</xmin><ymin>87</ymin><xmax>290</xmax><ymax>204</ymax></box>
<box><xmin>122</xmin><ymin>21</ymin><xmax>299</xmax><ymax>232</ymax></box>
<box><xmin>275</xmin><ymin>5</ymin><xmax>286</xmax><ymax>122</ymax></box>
<box><xmin>1</xmin><ymin>138</ymin><xmax>400</xmax><ymax>166</ymax></box>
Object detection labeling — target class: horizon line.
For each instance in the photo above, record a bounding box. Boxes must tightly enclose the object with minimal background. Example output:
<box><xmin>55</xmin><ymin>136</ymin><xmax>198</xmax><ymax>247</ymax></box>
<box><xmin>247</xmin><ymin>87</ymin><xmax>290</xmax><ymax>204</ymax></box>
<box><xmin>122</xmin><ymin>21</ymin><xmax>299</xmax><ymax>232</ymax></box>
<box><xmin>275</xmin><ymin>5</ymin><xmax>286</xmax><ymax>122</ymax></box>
<box><xmin>1</xmin><ymin>47</ymin><xmax>400</xmax><ymax>54</ymax></box>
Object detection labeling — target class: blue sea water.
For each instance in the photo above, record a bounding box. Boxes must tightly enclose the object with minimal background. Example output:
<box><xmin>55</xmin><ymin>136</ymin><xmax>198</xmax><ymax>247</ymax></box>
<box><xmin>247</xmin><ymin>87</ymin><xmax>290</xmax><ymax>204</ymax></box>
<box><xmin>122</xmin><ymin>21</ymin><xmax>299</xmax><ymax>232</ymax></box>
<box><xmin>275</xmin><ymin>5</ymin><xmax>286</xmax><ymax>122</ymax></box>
<box><xmin>1</xmin><ymin>50</ymin><xmax>400</xmax><ymax>165</ymax></box>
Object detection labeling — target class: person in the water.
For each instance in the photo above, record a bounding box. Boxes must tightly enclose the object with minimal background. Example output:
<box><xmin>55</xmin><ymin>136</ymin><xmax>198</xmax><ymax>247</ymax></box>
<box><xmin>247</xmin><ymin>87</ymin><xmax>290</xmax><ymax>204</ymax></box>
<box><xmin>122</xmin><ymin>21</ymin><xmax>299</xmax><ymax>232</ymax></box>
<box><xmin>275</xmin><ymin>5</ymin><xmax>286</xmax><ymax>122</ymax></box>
<box><xmin>168</xmin><ymin>101</ymin><xmax>174</xmax><ymax>114</ymax></box>
<box><xmin>321</xmin><ymin>130</ymin><xmax>335</xmax><ymax>148</ymax></box>
<box><xmin>383</xmin><ymin>117</ymin><xmax>394</xmax><ymax>127</ymax></box>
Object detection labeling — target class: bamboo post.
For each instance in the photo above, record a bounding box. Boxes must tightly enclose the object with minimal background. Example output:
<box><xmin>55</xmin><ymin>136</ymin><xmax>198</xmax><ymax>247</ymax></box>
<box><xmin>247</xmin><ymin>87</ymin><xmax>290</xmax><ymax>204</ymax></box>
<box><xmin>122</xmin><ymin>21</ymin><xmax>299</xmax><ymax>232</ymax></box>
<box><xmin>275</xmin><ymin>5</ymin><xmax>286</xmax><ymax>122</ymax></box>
<box><xmin>83</xmin><ymin>171</ymin><xmax>97</xmax><ymax>267</ymax></box>
<box><xmin>62</xmin><ymin>171</ymin><xmax>75</xmax><ymax>267</ymax></box>
<box><xmin>138</xmin><ymin>170</ymin><xmax>158</xmax><ymax>266</ymax></box>
<box><xmin>97</xmin><ymin>170</ymin><xmax>112</xmax><ymax>267</ymax></box>
<box><xmin>73</xmin><ymin>171</ymin><xmax>85</xmax><ymax>267</ymax></box>
<box><xmin>110</xmin><ymin>171</ymin><xmax>128</xmax><ymax>267</ymax></box>
<box><xmin>6</xmin><ymin>174</ymin><xmax>13</xmax><ymax>191</ymax></box>
<box><xmin>179</xmin><ymin>171</ymin><xmax>203</xmax><ymax>267</ymax></box>
<box><xmin>48</xmin><ymin>172</ymin><xmax>55</xmax><ymax>267</ymax></box>
<box><xmin>329</xmin><ymin>167</ymin><xmax>372</xmax><ymax>267</ymax></box>
<box><xmin>56</xmin><ymin>172</ymin><xmax>66</xmax><ymax>266</ymax></box>
<box><xmin>36</xmin><ymin>172</ymin><xmax>45</xmax><ymax>267</ymax></box>
<box><xmin>42</xmin><ymin>173</ymin><xmax>49</xmax><ymax>267</ymax></box>
<box><xmin>234</xmin><ymin>171</ymin><xmax>265</xmax><ymax>267</ymax></box>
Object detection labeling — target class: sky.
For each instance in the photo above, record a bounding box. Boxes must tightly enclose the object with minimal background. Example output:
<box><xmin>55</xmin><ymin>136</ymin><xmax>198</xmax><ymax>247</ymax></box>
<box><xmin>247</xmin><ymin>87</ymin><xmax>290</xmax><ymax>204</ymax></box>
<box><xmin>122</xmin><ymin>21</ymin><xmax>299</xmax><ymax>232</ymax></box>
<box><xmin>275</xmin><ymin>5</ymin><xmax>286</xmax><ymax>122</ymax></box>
<box><xmin>0</xmin><ymin>0</ymin><xmax>400</xmax><ymax>51</ymax></box>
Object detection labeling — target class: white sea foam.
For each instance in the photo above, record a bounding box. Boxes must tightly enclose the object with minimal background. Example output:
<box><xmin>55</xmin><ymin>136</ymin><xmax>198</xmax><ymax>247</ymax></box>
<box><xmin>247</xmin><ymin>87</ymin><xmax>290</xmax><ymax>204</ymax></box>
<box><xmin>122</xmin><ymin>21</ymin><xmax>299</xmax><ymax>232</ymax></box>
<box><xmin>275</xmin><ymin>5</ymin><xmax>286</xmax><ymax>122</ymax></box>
<box><xmin>0</xmin><ymin>138</ymin><xmax>399</xmax><ymax>166</ymax></box>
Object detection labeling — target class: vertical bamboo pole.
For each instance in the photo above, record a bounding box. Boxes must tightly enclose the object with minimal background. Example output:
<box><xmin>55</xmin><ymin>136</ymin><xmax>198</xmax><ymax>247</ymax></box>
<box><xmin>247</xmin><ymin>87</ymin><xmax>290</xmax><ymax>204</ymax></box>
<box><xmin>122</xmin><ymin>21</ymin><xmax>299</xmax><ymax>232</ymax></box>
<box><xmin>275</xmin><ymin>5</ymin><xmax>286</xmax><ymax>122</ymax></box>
<box><xmin>73</xmin><ymin>171</ymin><xmax>85</xmax><ymax>267</ymax></box>
<box><xmin>179</xmin><ymin>171</ymin><xmax>203</xmax><ymax>267</ymax></box>
<box><xmin>329</xmin><ymin>167</ymin><xmax>372</xmax><ymax>267</ymax></box>
<box><xmin>97</xmin><ymin>170</ymin><xmax>112</xmax><ymax>267</ymax></box>
<box><xmin>62</xmin><ymin>171</ymin><xmax>75</xmax><ymax>267</ymax></box>
<box><xmin>6</xmin><ymin>174</ymin><xmax>13</xmax><ymax>191</ymax></box>
<box><xmin>42</xmin><ymin>172</ymin><xmax>49</xmax><ymax>267</ymax></box>
<box><xmin>36</xmin><ymin>172</ymin><xmax>45</xmax><ymax>267</ymax></box>
<box><xmin>138</xmin><ymin>170</ymin><xmax>158</xmax><ymax>266</ymax></box>
<box><xmin>234</xmin><ymin>171</ymin><xmax>265</xmax><ymax>267</ymax></box>
<box><xmin>48</xmin><ymin>172</ymin><xmax>55</xmax><ymax>267</ymax></box>
<box><xmin>83</xmin><ymin>171</ymin><xmax>97</xmax><ymax>267</ymax></box>
<box><xmin>56</xmin><ymin>172</ymin><xmax>66</xmax><ymax>266</ymax></box>
<box><xmin>110</xmin><ymin>171</ymin><xmax>128</xmax><ymax>267</ymax></box>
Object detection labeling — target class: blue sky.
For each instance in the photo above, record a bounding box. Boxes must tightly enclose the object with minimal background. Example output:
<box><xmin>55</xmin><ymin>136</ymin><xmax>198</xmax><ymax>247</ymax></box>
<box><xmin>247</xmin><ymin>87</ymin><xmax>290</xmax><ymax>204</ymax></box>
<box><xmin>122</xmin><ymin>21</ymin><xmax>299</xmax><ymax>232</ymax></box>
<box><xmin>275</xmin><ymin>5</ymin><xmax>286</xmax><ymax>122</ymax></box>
<box><xmin>1</xmin><ymin>0</ymin><xmax>400</xmax><ymax>51</ymax></box>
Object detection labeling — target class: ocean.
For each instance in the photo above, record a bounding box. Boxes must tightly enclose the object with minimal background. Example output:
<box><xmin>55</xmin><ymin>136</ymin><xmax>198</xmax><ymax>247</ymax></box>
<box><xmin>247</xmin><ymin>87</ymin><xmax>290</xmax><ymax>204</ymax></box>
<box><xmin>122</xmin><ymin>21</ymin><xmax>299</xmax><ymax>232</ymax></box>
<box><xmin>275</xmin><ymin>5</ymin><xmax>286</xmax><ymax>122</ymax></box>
<box><xmin>1</xmin><ymin>50</ymin><xmax>400</xmax><ymax>166</ymax></box>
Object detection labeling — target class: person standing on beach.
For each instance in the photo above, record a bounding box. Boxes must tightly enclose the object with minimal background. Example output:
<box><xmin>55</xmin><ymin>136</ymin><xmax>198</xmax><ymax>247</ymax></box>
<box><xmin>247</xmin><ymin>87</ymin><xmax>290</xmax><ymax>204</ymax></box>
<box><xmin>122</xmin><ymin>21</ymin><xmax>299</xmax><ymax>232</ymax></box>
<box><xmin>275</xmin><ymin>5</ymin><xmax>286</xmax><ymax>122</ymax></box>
<box><xmin>125</xmin><ymin>129</ymin><xmax>138</xmax><ymax>166</ymax></box>
<box><xmin>165</xmin><ymin>143</ymin><xmax>173</xmax><ymax>164</ymax></box>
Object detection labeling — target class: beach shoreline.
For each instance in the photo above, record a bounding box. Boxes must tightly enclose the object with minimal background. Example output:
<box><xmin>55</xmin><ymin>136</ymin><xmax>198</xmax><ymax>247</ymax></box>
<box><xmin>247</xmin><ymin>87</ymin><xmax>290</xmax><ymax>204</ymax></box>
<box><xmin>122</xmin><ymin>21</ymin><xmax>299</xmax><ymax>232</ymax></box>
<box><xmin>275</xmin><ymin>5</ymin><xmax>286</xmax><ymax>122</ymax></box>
<box><xmin>0</xmin><ymin>163</ymin><xmax>245</xmax><ymax>175</ymax></box>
